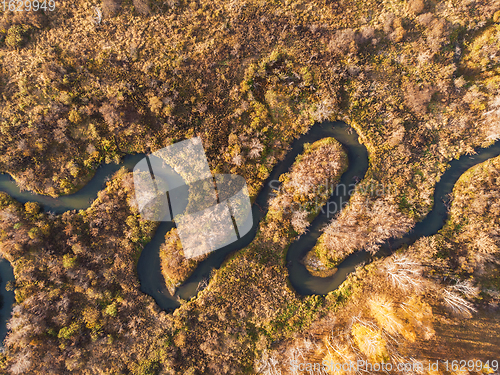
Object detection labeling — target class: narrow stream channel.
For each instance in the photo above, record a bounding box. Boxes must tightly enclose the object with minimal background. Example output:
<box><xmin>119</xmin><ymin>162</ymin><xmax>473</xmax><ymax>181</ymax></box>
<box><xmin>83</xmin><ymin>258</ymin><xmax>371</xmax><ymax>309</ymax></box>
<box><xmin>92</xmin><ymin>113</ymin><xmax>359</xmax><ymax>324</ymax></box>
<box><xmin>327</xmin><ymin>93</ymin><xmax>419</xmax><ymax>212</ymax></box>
<box><xmin>0</xmin><ymin>121</ymin><xmax>499</xmax><ymax>342</ymax></box>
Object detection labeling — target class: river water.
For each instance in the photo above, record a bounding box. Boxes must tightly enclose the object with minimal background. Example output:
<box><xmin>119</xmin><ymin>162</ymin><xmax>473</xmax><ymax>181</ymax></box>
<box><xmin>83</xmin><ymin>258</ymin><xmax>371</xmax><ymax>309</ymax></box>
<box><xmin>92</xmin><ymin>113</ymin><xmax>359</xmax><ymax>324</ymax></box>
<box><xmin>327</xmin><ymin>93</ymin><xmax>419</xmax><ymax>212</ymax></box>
<box><xmin>0</xmin><ymin>121</ymin><xmax>499</xmax><ymax>342</ymax></box>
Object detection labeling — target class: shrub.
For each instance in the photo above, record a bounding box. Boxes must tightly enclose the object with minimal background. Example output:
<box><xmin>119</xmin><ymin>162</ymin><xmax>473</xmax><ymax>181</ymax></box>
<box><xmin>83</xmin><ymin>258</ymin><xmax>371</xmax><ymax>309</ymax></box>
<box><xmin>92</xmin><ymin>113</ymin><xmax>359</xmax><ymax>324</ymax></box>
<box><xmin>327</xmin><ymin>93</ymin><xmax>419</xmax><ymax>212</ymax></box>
<box><xmin>58</xmin><ymin>322</ymin><xmax>80</xmax><ymax>340</ymax></box>
<box><xmin>28</xmin><ymin>227</ymin><xmax>41</xmax><ymax>240</ymax></box>
<box><xmin>133</xmin><ymin>0</ymin><xmax>151</xmax><ymax>15</ymax></box>
<box><xmin>5</xmin><ymin>25</ymin><xmax>30</xmax><ymax>48</ymax></box>
<box><xmin>104</xmin><ymin>302</ymin><xmax>118</xmax><ymax>317</ymax></box>
<box><xmin>62</xmin><ymin>254</ymin><xmax>77</xmax><ymax>269</ymax></box>
<box><xmin>102</xmin><ymin>0</ymin><xmax>121</xmax><ymax>17</ymax></box>
<box><xmin>24</xmin><ymin>202</ymin><xmax>40</xmax><ymax>217</ymax></box>
<box><xmin>407</xmin><ymin>0</ymin><xmax>426</xmax><ymax>15</ymax></box>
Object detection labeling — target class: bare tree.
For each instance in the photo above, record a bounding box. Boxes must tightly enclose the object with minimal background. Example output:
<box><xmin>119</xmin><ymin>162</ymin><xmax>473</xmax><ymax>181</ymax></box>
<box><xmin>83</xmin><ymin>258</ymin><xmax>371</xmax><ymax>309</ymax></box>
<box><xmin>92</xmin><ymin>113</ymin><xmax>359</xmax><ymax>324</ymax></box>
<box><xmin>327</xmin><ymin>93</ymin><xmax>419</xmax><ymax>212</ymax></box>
<box><xmin>285</xmin><ymin>346</ymin><xmax>305</xmax><ymax>375</ymax></box>
<box><xmin>291</xmin><ymin>210</ymin><xmax>309</xmax><ymax>235</ymax></box>
<box><xmin>248</xmin><ymin>138</ymin><xmax>264</xmax><ymax>159</ymax></box>
<box><xmin>442</xmin><ymin>288</ymin><xmax>477</xmax><ymax>315</ymax></box>
<box><xmin>450</xmin><ymin>280</ymin><xmax>479</xmax><ymax>298</ymax></box>
<box><xmin>9</xmin><ymin>349</ymin><xmax>32</xmax><ymax>374</ymax></box>
<box><xmin>256</xmin><ymin>350</ymin><xmax>282</xmax><ymax>375</ymax></box>
<box><xmin>385</xmin><ymin>254</ymin><xmax>423</xmax><ymax>291</ymax></box>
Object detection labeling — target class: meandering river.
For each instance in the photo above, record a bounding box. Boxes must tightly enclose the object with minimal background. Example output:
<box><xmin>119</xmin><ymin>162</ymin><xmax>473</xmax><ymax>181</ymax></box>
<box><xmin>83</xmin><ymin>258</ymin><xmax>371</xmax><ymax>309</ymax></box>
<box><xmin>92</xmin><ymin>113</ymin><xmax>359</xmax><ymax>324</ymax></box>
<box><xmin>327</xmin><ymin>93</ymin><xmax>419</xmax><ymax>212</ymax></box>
<box><xmin>0</xmin><ymin>121</ymin><xmax>499</xmax><ymax>342</ymax></box>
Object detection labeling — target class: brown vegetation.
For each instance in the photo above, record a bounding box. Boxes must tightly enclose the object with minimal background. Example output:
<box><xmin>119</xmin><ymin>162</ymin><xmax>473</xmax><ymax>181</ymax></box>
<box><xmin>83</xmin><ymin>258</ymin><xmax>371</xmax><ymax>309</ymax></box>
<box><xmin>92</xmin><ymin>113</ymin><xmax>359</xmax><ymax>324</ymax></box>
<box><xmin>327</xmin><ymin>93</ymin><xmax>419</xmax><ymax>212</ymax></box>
<box><xmin>268</xmin><ymin>137</ymin><xmax>347</xmax><ymax>235</ymax></box>
<box><xmin>310</xmin><ymin>185</ymin><xmax>414</xmax><ymax>269</ymax></box>
<box><xmin>0</xmin><ymin>170</ymin><xmax>174</xmax><ymax>373</ymax></box>
<box><xmin>159</xmin><ymin>228</ymin><xmax>207</xmax><ymax>294</ymax></box>
<box><xmin>262</xmin><ymin>155</ymin><xmax>500</xmax><ymax>375</ymax></box>
<box><xmin>0</xmin><ymin>0</ymin><xmax>499</xmax><ymax>373</ymax></box>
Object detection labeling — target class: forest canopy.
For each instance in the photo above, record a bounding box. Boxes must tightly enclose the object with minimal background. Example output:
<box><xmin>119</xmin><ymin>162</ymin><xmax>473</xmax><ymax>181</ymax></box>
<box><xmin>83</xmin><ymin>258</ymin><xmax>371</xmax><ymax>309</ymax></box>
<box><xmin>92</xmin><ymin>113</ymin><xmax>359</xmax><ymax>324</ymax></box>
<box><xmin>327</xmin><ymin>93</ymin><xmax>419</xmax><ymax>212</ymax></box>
<box><xmin>0</xmin><ymin>0</ymin><xmax>499</xmax><ymax>373</ymax></box>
